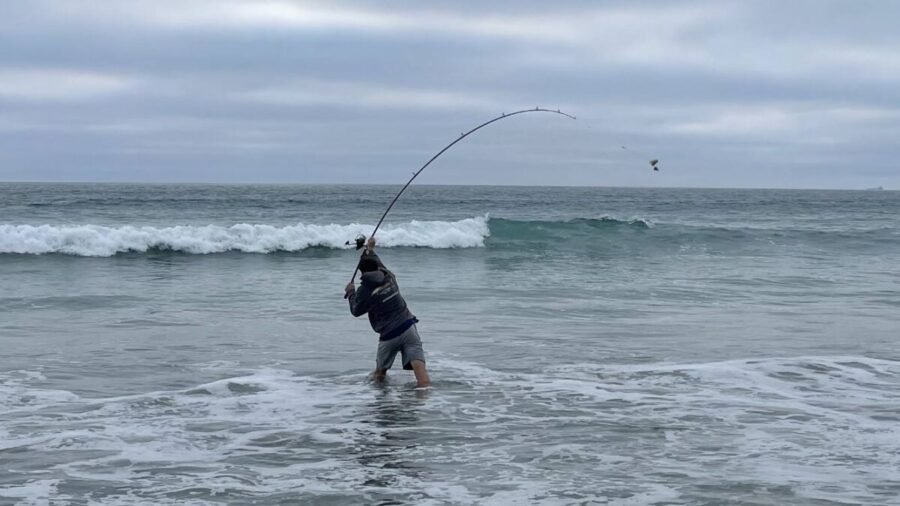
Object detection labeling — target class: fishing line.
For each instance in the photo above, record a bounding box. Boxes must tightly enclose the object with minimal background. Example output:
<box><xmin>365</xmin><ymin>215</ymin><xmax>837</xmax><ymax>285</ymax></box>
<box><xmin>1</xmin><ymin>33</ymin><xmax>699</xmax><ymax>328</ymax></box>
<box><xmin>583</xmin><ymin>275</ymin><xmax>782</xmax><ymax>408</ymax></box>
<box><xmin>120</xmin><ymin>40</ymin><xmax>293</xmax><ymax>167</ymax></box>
<box><xmin>345</xmin><ymin>107</ymin><xmax>575</xmax><ymax>291</ymax></box>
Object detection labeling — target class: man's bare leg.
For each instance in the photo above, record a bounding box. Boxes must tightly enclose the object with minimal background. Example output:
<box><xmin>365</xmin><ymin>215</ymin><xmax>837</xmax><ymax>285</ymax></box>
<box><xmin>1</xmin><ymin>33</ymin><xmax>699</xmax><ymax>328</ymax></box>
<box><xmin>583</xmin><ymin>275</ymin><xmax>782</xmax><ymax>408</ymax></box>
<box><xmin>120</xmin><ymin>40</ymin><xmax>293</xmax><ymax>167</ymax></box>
<box><xmin>372</xmin><ymin>368</ymin><xmax>387</xmax><ymax>384</ymax></box>
<box><xmin>410</xmin><ymin>360</ymin><xmax>431</xmax><ymax>388</ymax></box>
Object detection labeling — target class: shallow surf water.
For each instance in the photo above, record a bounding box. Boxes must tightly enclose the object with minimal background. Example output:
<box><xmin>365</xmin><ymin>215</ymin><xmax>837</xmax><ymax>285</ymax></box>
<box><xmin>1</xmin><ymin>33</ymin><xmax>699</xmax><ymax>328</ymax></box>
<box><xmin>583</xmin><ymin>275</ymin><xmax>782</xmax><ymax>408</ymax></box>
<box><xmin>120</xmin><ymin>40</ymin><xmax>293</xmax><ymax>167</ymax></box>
<box><xmin>2</xmin><ymin>184</ymin><xmax>899</xmax><ymax>505</ymax></box>
<box><xmin>3</xmin><ymin>357</ymin><xmax>900</xmax><ymax>505</ymax></box>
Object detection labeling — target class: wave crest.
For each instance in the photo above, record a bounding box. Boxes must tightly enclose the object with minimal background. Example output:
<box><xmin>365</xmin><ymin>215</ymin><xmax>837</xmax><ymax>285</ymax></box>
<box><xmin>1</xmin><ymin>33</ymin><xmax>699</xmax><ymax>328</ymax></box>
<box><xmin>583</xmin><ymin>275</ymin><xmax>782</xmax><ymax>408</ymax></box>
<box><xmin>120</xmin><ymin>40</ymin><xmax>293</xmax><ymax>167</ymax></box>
<box><xmin>0</xmin><ymin>217</ymin><xmax>490</xmax><ymax>256</ymax></box>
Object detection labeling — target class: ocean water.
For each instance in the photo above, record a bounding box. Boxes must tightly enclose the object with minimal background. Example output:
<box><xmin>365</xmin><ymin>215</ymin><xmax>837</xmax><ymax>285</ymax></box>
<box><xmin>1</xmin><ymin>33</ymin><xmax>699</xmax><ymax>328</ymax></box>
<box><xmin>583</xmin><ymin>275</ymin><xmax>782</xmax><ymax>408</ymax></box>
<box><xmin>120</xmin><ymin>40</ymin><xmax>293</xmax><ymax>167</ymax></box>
<box><xmin>1</xmin><ymin>183</ymin><xmax>899</xmax><ymax>505</ymax></box>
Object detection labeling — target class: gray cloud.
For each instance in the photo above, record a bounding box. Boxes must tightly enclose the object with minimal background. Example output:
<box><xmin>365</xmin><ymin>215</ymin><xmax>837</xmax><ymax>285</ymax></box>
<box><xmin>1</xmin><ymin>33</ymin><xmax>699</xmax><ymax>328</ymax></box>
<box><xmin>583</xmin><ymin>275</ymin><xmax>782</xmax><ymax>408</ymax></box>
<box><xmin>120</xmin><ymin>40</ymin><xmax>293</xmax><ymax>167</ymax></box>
<box><xmin>1</xmin><ymin>0</ymin><xmax>898</xmax><ymax>188</ymax></box>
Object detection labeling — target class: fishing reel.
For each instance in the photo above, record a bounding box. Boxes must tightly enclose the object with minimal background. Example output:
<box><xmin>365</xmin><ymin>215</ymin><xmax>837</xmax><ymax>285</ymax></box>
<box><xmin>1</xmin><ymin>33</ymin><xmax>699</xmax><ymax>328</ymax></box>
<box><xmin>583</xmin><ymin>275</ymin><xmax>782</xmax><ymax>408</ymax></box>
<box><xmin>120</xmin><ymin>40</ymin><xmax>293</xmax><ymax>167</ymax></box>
<box><xmin>345</xmin><ymin>234</ymin><xmax>367</xmax><ymax>250</ymax></box>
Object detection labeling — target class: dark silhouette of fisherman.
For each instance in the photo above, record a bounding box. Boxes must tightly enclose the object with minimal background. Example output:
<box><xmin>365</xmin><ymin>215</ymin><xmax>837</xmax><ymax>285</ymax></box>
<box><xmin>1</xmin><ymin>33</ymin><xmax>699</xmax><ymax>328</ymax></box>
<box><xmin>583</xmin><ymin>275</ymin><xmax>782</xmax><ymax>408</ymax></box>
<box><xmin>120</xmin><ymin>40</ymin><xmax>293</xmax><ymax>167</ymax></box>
<box><xmin>345</xmin><ymin>237</ymin><xmax>431</xmax><ymax>388</ymax></box>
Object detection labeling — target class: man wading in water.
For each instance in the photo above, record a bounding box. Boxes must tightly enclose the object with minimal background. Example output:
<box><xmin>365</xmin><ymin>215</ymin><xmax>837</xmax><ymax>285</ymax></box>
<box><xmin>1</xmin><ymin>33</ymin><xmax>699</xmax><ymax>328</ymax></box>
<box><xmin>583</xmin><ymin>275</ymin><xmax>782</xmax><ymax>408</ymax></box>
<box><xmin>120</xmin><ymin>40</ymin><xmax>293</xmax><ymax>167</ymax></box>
<box><xmin>345</xmin><ymin>237</ymin><xmax>431</xmax><ymax>388</ymax></box>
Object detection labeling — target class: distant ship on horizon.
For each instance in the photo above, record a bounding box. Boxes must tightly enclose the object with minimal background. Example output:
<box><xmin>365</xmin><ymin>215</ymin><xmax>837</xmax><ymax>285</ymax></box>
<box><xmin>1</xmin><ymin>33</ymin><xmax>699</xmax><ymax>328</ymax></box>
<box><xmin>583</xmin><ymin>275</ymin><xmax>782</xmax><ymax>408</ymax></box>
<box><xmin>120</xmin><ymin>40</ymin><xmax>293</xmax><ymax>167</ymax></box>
<box><xmin>865</xmin><ymin>186</ymin><xmax>885</xmax><ymax>191</ymax></box>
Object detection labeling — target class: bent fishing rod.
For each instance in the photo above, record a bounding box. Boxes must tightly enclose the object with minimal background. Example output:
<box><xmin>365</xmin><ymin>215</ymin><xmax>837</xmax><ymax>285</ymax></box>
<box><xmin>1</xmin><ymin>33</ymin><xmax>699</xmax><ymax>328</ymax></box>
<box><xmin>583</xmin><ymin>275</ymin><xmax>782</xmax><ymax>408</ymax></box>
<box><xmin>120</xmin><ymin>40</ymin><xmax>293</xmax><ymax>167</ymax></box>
<box><xmin>345</xmin><ymin>107</ymin><xmax>576</xmax><ymax>293</ymax></box>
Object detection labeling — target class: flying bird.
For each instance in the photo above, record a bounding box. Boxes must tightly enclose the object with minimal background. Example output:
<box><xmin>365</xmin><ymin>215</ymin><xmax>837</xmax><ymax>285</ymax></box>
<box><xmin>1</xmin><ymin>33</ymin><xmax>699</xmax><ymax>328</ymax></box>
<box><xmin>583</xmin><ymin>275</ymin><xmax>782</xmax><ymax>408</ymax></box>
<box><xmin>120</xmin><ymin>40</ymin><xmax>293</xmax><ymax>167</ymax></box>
<box><xmin>621</xmin><ymin>146</ymin><xmax>660</xmax><ymax>171</ymax></box>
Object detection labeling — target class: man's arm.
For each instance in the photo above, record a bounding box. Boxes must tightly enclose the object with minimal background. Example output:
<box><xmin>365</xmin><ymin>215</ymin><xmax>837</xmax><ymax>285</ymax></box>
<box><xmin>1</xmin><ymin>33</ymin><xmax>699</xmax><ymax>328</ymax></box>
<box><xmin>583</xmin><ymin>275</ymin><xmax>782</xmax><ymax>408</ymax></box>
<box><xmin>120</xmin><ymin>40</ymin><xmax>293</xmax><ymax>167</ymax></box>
<box><xmin>361</xmin><ymin>238</ymin><xmax>398</xmax><ymax>283</ymax></box>
<box><xmin>361</xmin><ymin>237</ymin><xmax>387</xmax><ymax>271</ymax></box>
<box><xmin>344</xmin><ymin>237</ymin><xmax>386</xmax><ymax>315</ymax></box>
<box><xmin>347</xmin><ymin>284</ymin><xmax>373</xmax><ymax>317</ymax></box>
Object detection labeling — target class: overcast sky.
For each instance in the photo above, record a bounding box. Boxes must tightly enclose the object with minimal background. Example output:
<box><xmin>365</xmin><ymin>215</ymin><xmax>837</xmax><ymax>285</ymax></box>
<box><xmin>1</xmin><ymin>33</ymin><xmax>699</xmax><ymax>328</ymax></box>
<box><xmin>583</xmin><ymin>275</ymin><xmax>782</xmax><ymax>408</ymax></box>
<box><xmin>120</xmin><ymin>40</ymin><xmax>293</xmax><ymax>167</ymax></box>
<box><xmin>1</xmin><ymin>1</ymin><xmax>898</xmax><ymax>188</ymax></box>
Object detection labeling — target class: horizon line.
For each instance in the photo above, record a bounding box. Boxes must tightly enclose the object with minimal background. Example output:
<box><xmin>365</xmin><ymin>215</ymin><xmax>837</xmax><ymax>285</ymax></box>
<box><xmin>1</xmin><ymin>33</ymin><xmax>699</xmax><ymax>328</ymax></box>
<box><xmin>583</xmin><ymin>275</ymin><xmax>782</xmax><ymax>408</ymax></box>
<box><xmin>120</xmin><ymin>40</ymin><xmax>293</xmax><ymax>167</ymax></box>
<box><xmin>0</xmin><ymin>180</ymin><xmax>893</xmax><ymax>192</ymax></box>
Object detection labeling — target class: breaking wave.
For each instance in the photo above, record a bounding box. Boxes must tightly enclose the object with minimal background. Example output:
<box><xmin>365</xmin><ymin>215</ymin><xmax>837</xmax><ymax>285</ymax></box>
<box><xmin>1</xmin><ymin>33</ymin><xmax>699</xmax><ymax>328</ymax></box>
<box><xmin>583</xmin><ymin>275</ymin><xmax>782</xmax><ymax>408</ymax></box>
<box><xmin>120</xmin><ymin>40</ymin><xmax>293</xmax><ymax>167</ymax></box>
<box><xmin>0</xmin><ymin>217</ymin><xmax>490</xmax><ymax>256</ymax></box>
<box><xmin>2</xmin><ymin>215</ymin><xmax>894</xmax><ymax>257</ymax></box>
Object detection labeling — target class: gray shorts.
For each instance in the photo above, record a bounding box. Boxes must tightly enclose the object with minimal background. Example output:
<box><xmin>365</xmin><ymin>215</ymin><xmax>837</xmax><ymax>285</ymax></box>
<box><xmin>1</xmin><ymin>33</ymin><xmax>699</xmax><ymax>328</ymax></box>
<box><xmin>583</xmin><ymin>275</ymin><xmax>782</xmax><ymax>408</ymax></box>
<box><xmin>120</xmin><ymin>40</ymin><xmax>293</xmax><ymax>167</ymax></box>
<box><xmin>376</xmin><ymin>324</ymin><xmax>425</xmax><ymax>371</ymax></box>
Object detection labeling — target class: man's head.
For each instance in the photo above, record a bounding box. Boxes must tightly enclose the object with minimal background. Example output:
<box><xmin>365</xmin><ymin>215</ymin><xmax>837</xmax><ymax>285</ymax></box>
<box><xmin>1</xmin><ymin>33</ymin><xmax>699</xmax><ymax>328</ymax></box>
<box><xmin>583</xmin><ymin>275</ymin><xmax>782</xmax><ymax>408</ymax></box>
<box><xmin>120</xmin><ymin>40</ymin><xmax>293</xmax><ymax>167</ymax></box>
<box><xmin>358</xmin><ymin>257</ymin><xmax>380</xmax><ymax>273</ymax></box>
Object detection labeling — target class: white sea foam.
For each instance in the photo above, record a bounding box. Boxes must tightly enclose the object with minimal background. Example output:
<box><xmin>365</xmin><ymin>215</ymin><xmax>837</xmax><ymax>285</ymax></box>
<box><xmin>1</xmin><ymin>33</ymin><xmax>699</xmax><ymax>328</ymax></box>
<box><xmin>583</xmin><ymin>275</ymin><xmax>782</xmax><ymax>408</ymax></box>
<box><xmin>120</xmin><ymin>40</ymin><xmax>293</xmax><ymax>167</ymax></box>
<box><xmin>3</xmin><ymin>356</ymin><xmax>900</xmax><ymax>504</ymax></box>
<box><xmin>0</xmin><ymin>216</ymin><xmax>490</xmax><ymax>256</ymax></box>
<box><xmin>0</xmin><ymin>479</ymin><xmax>68</xmax><ymax>506</ymax></box>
